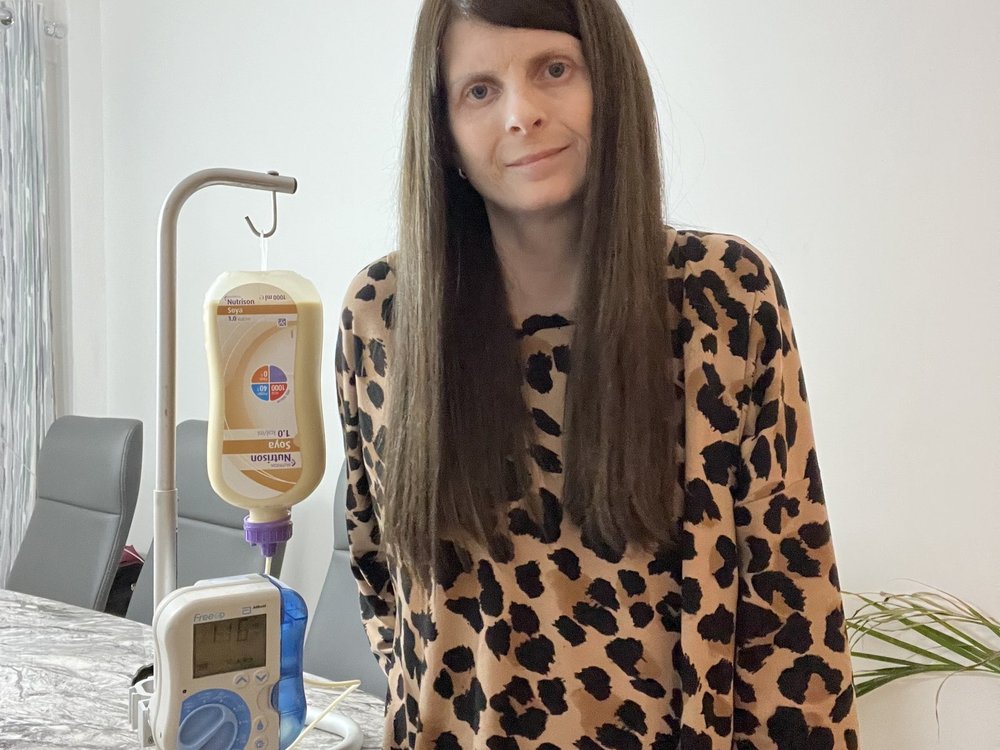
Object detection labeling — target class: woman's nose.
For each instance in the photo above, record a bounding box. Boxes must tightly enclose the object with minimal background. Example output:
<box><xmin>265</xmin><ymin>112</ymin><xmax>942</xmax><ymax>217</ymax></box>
<box><xmin>505</xmin><ymin>87</ymin><xmax>545</xmax><ymax>134</ymax></box>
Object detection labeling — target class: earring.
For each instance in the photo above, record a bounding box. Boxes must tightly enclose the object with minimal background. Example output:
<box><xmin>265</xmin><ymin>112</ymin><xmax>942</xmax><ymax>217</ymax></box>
<box><xmin>458</xmin><ymin>168</ymin><xmax>468</xmax><ymax>180</ymax></box>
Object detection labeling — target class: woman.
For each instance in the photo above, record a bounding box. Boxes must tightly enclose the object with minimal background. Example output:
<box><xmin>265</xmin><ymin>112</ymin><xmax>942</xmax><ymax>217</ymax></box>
<box><xmin>334</xmin><ymin>1</ymin><xmax>862</xmax><ymax>748</ymax></box>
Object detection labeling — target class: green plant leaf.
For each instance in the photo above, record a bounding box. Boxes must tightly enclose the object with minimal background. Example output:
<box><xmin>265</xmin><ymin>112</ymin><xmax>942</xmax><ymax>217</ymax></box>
<box><xmin>847</xmin><ymin>619</ymin><xmax>962</xmax><ymax>666</ymax></box>
<box><xmin>843</xmin><ymin>588</ymin><xmax>1000</xmax><ymax>698</ymax></box>
<box><xmin>851</xmin><ymin>595</ymin><xmax>992</xmax><ymax>665</ymax></box>
<box><xmin>851</xmin><ymin>650</ymin><xmax>938</xmax><ymax>667</ymax></box>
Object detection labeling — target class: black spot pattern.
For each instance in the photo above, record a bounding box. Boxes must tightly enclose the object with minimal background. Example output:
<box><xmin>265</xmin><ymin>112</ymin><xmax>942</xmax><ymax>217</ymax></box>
<box><xmin>335</xmin><ymin>232</ymin><xmax>860</xmax><ymax>747</ymax></box>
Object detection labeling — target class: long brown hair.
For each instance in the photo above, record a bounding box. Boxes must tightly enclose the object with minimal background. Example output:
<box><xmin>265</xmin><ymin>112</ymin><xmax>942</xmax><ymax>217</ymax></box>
<box><xmin>383</xmin><ymin>0</ymin><xmax>682</xmax><ymax>591</ymax></box>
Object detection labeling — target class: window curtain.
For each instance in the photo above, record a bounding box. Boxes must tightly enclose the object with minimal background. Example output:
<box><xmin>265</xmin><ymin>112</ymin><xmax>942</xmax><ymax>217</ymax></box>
<box><xmin>0</xmin><ymin>0</ymin><xmax>55</xmax><ymax>585</ymax></box>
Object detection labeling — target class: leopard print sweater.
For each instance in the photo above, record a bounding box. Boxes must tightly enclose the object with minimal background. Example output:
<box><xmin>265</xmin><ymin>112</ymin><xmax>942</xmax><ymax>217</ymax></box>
<box><xmin>334</xmin><ymin>227</ymin><xmax>861</xmax><ymax>749</ymax></box>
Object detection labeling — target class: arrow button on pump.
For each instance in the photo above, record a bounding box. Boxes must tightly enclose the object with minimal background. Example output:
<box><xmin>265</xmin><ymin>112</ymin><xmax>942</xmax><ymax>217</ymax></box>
<box><xmin>254</xmin><ymin>669</ymin><xmax>270</xmax><ymax>684</ymax></box>
<box><xmin>233</xmin><ymin>673</ymin><xmax>250</xmax><ymax>688</ymax></box>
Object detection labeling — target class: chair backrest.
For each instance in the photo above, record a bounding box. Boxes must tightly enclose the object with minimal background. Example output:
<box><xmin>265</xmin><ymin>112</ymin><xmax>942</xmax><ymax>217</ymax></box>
<box><xmin>126</xmin><ymin>419</ymin><xmax>284</xmax><ymax>624</ymax></box>
<box><xmin>6</xmin><ymin>415</ymin><xmax>143</xmax><ymax>611</ymax></box>
<box><xmin>303</xmin><ymin>458</ymin><xmax>389</xmax><ymax>698</ymax></box>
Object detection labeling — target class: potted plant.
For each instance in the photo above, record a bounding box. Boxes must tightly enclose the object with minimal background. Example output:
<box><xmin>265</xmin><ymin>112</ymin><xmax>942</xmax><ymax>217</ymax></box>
<box><xmin>844</xmin><ymin>582</ymin><xmax>1000</xmax><ymax>708</ymax></box>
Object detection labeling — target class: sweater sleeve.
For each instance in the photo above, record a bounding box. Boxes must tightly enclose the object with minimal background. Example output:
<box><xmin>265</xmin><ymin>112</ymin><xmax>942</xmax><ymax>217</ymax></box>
<box><xmin>732</xmin><ymin>253</ymin><xmax>861</xmax><ymax>749</ymax></box>
<box><xmin>334</xmin><ymin>298</ymin><xmax>397</xmax><ymax>679</ymax></box>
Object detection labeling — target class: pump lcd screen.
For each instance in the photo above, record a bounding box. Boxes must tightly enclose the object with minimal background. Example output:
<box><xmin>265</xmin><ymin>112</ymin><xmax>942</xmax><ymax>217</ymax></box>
<box><xmin>193</xmin><ymin>614</ymin><xmax>266</xmax><ymax>678</ymax></box>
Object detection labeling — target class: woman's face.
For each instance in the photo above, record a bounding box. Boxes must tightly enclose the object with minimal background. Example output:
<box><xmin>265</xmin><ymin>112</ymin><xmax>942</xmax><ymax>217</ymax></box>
<box><xmin>441</xmin><ymin>18</ymin><xmax>593</xmax><ymax>220</ymax></box>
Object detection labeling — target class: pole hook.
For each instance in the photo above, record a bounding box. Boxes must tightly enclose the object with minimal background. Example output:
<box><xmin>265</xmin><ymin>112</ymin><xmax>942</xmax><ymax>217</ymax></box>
<box><xmin>244</xmin><ymin>170</ymin><xmax>281</xmax><ymax>238</ymax></box>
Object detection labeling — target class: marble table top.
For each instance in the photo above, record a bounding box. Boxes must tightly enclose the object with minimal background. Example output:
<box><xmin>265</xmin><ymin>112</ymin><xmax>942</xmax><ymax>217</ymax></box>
<box><xmin>0</xmin><ymin>588</ymin><xmax>386</xmax><ymax>749</ymax></box>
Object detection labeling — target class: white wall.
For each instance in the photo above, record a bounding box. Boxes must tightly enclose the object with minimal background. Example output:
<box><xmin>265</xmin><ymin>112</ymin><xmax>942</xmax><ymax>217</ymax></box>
<box><xmin>38</xmin><ymin>0</ymin><xmax>108</xmax><ymax>417</ymax></box>
<box><xmin>56</xmin><ymin>2</ymin><xmax>999</xmax><ymax>747</ymax></box>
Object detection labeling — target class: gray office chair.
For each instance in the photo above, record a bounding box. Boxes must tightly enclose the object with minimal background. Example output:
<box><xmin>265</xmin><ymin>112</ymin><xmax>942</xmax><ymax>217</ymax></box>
<box><xmin>6</xmin><ymin>415</ymin><xmax>143</xmax><ymax>611</ymax></box>
<box><xmin>303</xmin><ymin>459</ymin><xmax>389</xmax><ymax>698</ymax></box>
<box><xmin>126</xmin><ymin>419</ymin><xmax>284</xmax><ymax>624</ymax></box>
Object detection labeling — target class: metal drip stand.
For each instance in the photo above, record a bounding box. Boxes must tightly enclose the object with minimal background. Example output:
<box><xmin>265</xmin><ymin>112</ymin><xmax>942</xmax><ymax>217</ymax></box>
<box><xmin>153</xmin><ymin>168</ymin><xmax>297</xmax><ymax>609</ymax></box>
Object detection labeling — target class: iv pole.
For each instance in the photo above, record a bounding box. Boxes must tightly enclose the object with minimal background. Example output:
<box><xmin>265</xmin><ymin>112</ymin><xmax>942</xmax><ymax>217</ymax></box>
<box><xmin>143</xmin><ymin>167</ymin><xmax>364</xmax><ymax>750</ymax></box>
<box><xmin>154</xmin><ymin>168</ymin><xmax>297</xmax><ymax>609</ymax></box>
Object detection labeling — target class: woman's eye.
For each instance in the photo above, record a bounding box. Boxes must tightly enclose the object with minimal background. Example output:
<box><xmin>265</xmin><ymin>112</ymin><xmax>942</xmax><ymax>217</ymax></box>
<box><xmin>548</xmin><ymin>62</ymin><xmax>567</xmax><ymax>78</ymax></box>
<box><xmin>469</xmin><ymin>84</ymin><xmax>490</xmax><ymax>100</ymax></box>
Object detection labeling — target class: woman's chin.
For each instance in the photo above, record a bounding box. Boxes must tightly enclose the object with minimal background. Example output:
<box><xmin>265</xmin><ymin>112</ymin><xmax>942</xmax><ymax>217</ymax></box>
<box><xmin>486</xmin><ymin>183</ymin><xmax>586</xmax><ymax>219</ymax></box>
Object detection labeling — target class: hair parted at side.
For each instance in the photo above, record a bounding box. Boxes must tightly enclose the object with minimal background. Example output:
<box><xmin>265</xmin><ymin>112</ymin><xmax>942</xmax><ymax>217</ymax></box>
<box><xmin>383</xmin><ymin>0</ymin><xmax>683</xmax><ymax>592</ymax></box>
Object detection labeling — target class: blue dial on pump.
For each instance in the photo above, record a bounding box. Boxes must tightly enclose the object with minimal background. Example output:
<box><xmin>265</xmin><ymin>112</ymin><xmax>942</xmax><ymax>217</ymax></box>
<box><xmin>178</xmin><ymin>689</ymin><xmax>250</xmax><ymax>750</ymax></box>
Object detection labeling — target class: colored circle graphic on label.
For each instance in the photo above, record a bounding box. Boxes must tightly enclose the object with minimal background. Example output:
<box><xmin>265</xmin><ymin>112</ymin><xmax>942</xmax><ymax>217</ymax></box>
<box><xmin>250</xmin><ymin>365</ymin><xmax>288</xmax><ymax>402</ymax></box>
